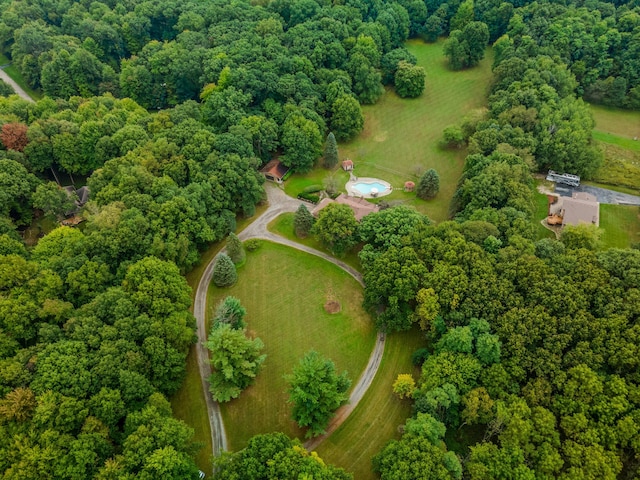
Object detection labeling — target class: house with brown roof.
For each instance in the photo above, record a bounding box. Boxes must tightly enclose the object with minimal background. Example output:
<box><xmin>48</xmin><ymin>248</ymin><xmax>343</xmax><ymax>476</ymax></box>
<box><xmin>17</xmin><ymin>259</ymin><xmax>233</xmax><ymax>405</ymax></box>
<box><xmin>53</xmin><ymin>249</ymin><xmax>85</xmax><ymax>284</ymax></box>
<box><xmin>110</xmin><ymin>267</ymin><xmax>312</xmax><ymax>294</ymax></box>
<box><xmin>561</xmin><ymin>192</ymin><xmax>599</xmax><ymax>227</ymax></box>
<box><xmin>311</xmin><ymin>193</ymin><xmax>379</xmax><ymax>221</ymax></box>
<box><xmin>260</xmin><ymin>159</ymin><xmax>290</xmax><ymax>183</ymax></box>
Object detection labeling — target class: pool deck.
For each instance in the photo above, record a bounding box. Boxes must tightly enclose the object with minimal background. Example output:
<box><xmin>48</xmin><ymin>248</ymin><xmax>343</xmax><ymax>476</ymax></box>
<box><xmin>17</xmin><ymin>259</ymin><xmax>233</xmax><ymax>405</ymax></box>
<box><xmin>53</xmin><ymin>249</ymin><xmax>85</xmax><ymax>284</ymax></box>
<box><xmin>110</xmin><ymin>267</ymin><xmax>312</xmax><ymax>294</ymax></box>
<box><xmin>345</xmin><ymin>177</ymin><xmax>393</xmax><ymax>199</ymax></box>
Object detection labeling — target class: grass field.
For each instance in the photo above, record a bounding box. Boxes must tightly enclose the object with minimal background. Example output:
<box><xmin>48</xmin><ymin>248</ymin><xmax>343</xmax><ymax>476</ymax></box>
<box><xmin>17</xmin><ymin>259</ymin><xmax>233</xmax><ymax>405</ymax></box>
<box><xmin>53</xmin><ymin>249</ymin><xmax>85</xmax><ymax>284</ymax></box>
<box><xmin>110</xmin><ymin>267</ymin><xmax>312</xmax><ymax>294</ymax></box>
<box><xmin>600</xmin><ymin>204</ymin><xmax>640</xmax><ymax>249</ymax></box>
<box><xmin>285</xmin><ymin>39</ymin><xmax>493</xmax><ymax>223</ymax></box>
<box><xmin>589</xmin><ymin>103</ymin><xmax>640</xmax><ymax>190</ymax></box>
<box><xmin>213</xmin><ymin>242</ymin><xmax>376</xmax><ymax>449</ymax></box>
<box><xmin>589</xmin><ymin>103</ymin><xmax>640</xmax><ymax>139</ymax></box>
<box><xmin>315</xmin><ymin>328</ymin><xmax>425</xmax><ymax>479</ymax></box>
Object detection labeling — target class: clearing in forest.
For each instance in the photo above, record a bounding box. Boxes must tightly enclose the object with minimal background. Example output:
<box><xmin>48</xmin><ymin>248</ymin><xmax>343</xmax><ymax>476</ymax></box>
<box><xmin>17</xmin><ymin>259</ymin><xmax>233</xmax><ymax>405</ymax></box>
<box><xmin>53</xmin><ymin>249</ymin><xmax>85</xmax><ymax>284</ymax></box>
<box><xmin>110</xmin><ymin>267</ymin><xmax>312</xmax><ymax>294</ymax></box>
<box><xmin>288</xmin><ymin>39</ymin><xmax>494</xmax><ymax>223</ymax></box>
<box><xmin>211</xmin><ymin>242</ymin><xmax>376</xmax><ymax>449</ymax></box>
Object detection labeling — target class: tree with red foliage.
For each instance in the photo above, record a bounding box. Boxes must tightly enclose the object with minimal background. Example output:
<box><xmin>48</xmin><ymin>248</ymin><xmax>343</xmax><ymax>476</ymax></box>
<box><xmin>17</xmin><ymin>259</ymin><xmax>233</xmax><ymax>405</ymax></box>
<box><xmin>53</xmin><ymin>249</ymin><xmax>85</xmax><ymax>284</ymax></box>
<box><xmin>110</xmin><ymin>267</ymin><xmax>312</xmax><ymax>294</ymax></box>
<box><xmin>0</xmin><ymin>123</ymin><xmax>29</xmax><ymax>152</ymax></box>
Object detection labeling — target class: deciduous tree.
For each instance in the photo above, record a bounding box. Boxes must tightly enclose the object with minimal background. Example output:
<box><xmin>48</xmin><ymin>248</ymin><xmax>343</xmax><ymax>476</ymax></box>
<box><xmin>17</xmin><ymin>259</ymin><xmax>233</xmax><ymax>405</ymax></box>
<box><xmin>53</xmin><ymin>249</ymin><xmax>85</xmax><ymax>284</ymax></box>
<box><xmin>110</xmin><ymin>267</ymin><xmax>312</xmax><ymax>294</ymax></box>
<box><xmin>394</xmin><ymin>61</ymin><xmax>426</xmax><ymax>98</ymax></box>
<box><xmin>286</xmin><ymin>350</ymin><xmax>351</xmax><ymax>438</ymax></box>
<box><xmin>206</xmin><ymin>324</ymin><xmax>266</xmax><ymax>402</ymax></box>
<box><xmin>312</xmin><ymin>203</ymin><xmax>359</xmax><ymax>256</ymax></box>
<box><xmin>0</xmin><ymin>122</ymin><xmax>28</xmax><ymax>151</ymax></box>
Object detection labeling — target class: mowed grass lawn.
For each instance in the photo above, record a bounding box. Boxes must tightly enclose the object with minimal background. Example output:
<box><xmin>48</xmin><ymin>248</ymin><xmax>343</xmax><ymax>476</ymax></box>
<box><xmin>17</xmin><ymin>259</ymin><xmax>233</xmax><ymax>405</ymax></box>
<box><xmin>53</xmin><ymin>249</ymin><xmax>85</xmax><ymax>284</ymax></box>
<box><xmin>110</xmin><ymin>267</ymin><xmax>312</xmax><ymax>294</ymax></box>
<box><xmin>212</xmin><ymin>242</ymin><xmax>376</xmax><ymax>450</ymax></box>
<box><xmin>600</xmin><ymin>204</ymin><xmax>640</xmax><ymax>249</ymax></box>
<box><xmin>286</xmin><ymin>40</ymin><xmax>493</xmax><ymax>223</ymax></box>
<box><xmin>316</xmin><ymin>329</ymin><xmax>425</xmax><ymax>480</ymax></box>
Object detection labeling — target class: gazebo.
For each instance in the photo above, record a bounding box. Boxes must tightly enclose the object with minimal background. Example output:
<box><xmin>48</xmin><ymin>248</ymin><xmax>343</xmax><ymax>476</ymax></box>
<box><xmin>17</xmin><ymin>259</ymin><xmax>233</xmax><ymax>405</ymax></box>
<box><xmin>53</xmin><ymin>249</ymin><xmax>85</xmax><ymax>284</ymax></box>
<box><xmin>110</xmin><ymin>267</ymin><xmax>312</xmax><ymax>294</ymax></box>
<box><xmin>342</xmin><ymin>159</ymin><xmax>354</xmax><ymax>171</ymax></box>
<box><xmin>404</xmin><ymin>181</ymin><xmax>415</xmax><ymax>192</ymax></box>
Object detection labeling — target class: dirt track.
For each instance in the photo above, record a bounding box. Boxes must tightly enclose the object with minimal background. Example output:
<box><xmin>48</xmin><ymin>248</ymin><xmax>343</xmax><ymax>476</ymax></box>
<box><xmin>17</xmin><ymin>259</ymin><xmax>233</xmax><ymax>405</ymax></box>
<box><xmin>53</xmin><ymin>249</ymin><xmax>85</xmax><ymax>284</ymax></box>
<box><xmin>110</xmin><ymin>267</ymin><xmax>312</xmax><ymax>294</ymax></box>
<box><xmin>193</xmin><ymin>184</ymin><xmax>386</xmax><ymax>457</ymax></box>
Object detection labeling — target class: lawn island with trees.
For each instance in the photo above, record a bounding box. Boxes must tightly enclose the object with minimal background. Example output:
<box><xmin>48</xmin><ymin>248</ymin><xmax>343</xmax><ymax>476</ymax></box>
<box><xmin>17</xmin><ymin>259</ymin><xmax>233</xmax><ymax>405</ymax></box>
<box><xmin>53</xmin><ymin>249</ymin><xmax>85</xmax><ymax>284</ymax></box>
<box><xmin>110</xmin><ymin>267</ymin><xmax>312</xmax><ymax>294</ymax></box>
<box><xmin>0</xmin><ymin>0</ymin><xmax>639</xmax><ymax>479</ymax></box>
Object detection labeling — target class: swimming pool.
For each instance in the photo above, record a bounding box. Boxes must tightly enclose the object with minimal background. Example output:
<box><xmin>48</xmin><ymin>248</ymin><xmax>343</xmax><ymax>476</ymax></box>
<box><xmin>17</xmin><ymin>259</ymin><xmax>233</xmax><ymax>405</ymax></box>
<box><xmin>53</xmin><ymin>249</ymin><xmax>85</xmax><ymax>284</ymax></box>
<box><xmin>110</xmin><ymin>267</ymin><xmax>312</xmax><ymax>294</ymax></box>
<box><xmin>345</xmin><ymin>177</ymin><xmax>392</xmax><ymax>198</ymax></box>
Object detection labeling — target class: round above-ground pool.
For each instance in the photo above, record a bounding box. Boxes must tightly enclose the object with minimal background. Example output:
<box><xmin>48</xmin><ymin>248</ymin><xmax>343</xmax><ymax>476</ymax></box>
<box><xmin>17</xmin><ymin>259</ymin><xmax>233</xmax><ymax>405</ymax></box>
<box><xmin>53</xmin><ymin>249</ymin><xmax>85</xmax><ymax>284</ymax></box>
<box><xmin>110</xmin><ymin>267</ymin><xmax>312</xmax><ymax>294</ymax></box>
<box><xmin>345</xmin><ymin>177</ymin><xmax>392</xmax><ymax>198</ymax></box>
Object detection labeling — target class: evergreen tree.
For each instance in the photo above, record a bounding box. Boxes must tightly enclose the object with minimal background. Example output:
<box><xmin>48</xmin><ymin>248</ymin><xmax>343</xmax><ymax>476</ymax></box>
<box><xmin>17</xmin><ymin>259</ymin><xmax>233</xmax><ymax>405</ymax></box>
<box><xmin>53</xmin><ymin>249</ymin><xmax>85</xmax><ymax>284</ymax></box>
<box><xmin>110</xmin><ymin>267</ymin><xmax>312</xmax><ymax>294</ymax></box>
<box><xmin>417</xmin><ymin>169</ymin><xmax>440</xmax><ymax>199</ymax></box>
<box><xmin>294</xmin><ymin>203</ymin><xmax>315</xmax><ymax>238</ymax></box>
<box><xmin>323</xmin><ymin>132</ymin><xmax>339</xmax><ymax>169</ymax></box>
<box><xmin>213</xmin><ymin>253</ymin><xmax>237</xmax><ymax>287</ymax></box>
<box><xmin>226</xmin><ymin>232</ymin><xmax>245</xmax><ymax>264</ymax></box>
<box><xmin>213</xmin><ymin>296</ymin><xmax>247</xmax><ymax>329</ymax></box>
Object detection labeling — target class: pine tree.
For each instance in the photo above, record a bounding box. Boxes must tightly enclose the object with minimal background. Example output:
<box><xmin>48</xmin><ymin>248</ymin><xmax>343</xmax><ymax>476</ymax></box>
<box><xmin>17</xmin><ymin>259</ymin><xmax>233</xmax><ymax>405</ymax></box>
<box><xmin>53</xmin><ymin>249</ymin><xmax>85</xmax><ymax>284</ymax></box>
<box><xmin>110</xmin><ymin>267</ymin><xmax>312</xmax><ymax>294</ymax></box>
<box><xmin>294</xmin><ymin>203</ymin><xmax>315</xmax><ymax>238</ymax></box>
<box><xmin>417</xmin><ymin>169</ymin><xmax>440</xmax><ymax>199</ymax></box>
<box><xmin>226</xmin><ymin>232</ymin><xmax>245</xmax><ymax>264</ymax></box>
<box><xmin>213</xmin><ymin>296</ymin><xmax>247</xmax><ymax>329</ymax></box>
<box><xmin>323</xmin><ymin>132</ymin><xmax>339</xmax><ymax>169</ymax></box>
<box><xmin>213</xmin><ymin>253</ymin><xmax>237</xmax><ymax>287</ymax></box>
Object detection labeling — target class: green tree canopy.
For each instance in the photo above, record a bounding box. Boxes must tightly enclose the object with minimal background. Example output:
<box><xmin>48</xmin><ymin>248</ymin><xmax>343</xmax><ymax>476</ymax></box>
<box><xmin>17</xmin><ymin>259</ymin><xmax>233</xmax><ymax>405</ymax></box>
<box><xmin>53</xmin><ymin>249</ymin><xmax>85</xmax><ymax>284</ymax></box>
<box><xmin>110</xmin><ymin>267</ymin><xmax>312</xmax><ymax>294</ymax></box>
<box><xmin>286</xmin><ymin>350</ymin><xmax>351</xmax><ymax>438</ymax></box>
<box><xmin>206</xmin><ymin>323</ymin><xmax>266</xmax><ymax>402</ymax></box>
<box><xmin>312</xmin><ymin>203</ymin><xmax>359</xmax><ymax>256</ymax></box>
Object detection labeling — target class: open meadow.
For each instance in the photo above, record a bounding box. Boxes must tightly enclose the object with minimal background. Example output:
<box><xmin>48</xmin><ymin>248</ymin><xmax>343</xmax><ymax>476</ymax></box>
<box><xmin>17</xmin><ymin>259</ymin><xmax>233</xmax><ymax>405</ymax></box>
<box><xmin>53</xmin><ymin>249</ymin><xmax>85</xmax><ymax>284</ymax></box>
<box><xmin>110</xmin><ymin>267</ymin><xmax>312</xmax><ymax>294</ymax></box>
<box><xmin>286</xmin><ymin>39</ymin><xmax>494</xmax><ymax>223</ymax></box>
<box><xmin>589</xmin><ymin>103</ymin><xmax>640</xmax><ymax>191</ymax></box>
<box><xmin>211</xmin><ymin>242</ymin><xmax>376</xmax><ymax>449</ymax></box>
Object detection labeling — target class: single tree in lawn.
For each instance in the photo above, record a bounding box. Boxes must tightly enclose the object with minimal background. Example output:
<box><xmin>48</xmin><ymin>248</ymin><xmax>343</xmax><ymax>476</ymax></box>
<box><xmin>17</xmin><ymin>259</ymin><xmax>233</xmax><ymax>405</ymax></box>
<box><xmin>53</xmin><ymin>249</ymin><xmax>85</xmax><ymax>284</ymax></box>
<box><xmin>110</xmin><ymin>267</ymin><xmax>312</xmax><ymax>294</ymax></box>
<box><xmin>323</xmin><ymin>132</ymin><xmax>339</xmax><ymax>169</ymax></box>
<box><xmin>393</xmin><ymin>374</ymin><xmax>416</xmax><ymax>399</ymax></box>
<box><xmin>312</xmin><ymin>203</ymin><xmax>359</xmax><ymax>256</ymax></box>
<box><xmin>417</xmin><ymin>169</ymin><xmax>440</xmax><ymax>199</ymax></box>
<box><xmin>226</xmin><ymin>232</ymin><xmax>245</xmax><ymax>264</ymax></box>
<box><xmin>294</xmin><ymin>203</ymin><xmax>315</xmax><ymax>238</ymax></box>
<box><xmin>394</xmin><ymin>61</ymin><xmax>426</xmax><ymax>98</ymax></box>
<box><xmin>206</xmin><ymin>323</ymin><xmax>266</xmax><ymax>402</ymax></box>
<box><xmin>286</xmin><ymin>350</ymin><xmax>351</xmax><ymax>438</ymax></box>
<box><xmin>213</xmin><ymin>296</ymin><xmax>246</xmax><ymax>330</ymax></box>
<box><xmin>213</xmin><ymin>253</ymin><xmax>237</xmax><ymax>287</ymax></box>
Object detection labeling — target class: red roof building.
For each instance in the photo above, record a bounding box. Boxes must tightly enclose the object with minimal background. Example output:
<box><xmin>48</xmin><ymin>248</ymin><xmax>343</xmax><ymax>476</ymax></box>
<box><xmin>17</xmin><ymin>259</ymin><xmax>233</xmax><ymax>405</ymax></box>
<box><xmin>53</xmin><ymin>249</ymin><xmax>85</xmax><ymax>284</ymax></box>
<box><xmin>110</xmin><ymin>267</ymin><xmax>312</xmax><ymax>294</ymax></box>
<box><xmin>260</xmin><ymin>159</ymin><xmax>290</xmax><ymax>183</ymax></box>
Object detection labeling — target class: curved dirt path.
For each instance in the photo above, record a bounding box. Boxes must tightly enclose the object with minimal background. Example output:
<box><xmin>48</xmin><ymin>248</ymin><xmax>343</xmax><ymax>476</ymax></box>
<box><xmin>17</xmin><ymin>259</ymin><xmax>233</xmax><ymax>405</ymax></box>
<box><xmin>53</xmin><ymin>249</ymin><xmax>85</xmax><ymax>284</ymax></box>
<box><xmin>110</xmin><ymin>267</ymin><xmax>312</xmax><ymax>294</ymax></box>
<box><xmin>0</xmin><ymin>66</ymin><xmax>35</xmax><ymax>103</ymax></box>
<box><xmin>194</xmin><ymin>184</ymin><xmax>386</xmax><ymax>458</ymax></box>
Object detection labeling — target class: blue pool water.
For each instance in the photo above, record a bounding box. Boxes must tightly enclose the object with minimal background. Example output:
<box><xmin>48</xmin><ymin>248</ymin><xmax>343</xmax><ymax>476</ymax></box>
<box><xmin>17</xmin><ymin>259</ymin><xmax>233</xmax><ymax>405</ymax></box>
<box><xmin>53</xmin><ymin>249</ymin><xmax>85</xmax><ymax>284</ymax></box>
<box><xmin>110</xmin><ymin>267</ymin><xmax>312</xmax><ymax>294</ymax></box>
<box><xmin>352</xmin><ymin>181</ymin><xmax>388</xmax><ymax>194</ymax></box>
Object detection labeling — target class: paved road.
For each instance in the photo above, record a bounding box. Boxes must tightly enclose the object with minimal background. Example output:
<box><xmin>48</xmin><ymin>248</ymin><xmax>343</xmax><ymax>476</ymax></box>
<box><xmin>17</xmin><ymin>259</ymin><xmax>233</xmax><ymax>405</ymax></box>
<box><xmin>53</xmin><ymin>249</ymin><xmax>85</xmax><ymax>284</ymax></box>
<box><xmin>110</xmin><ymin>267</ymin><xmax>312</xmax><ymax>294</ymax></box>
<box><xmin>194</xmin><ymin>183</ymin><xmax>386</xmax><ymax>459</ymax></box>
<box><xmin>554</xmin><ymin>184</ymin><xmax>640</xmax><ymax>206</ymax></box>
<box><xmin>0</xmin><ymin>65</ymin><xmax>35</xmax><ymax>103</ymax></box>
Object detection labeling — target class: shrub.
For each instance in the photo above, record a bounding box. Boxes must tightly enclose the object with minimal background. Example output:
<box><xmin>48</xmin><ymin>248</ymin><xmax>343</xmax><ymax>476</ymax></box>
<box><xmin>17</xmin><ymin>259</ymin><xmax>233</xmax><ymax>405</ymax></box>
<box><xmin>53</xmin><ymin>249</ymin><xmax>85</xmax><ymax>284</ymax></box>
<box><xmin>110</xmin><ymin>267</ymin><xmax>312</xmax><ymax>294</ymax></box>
<box><xmin>302</xmin><ymin>184</ymin><xmax>324</xmax><ymax>194</ymax></box>
<box><xmin>244</xmin><ymin>239</ymin><xmax>261</xmax><ymax>251</ymax></box>
<box><xmin>298</xmin><ymin>193</ymin><xmax>320</xmax><ymax>203</ymax></box>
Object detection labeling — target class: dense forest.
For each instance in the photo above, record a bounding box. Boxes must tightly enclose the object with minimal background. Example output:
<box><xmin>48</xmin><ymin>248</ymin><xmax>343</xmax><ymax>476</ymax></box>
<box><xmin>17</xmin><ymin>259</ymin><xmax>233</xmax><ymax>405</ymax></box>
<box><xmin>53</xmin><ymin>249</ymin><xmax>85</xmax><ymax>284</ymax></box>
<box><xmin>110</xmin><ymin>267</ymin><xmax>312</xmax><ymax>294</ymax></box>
<box><xmin>0</xmin><ymin>0</ymin><xmax>639</xmax><ymax>477</ymax></box>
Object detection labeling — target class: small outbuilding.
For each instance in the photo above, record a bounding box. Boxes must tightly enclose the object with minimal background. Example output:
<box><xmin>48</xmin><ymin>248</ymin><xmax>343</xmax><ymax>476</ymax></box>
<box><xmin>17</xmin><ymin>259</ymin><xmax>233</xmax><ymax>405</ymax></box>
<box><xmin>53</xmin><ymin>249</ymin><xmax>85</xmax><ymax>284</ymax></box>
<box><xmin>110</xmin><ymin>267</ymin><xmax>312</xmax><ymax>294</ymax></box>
<box><xmin>404</xmin><ymin>181</ymin><xmax>415</xmax><ymax>192</ymax></box>
<box><xmin>260</xmin><ymin>159</ymin><xmax>290</xmax><ymax>183</ymax></box>
<box><xmin>342</xmin><ymin>159</ymin><xmax>354</xmax><ymax>171</ymax></box>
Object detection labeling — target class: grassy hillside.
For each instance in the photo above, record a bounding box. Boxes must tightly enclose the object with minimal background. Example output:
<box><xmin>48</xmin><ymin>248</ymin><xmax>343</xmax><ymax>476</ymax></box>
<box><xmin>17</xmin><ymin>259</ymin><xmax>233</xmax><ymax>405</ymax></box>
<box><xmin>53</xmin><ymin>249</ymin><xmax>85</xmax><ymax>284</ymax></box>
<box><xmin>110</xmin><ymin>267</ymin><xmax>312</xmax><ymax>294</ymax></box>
<box><xmin>287</xmin><ymin>39</ymin><xmax>494</xmax><ymax>223</ymax></box>
<box><xmin>214</xmin><ymin>242</ymin><xmax>376</xmax><ymax>449</ymax></box>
